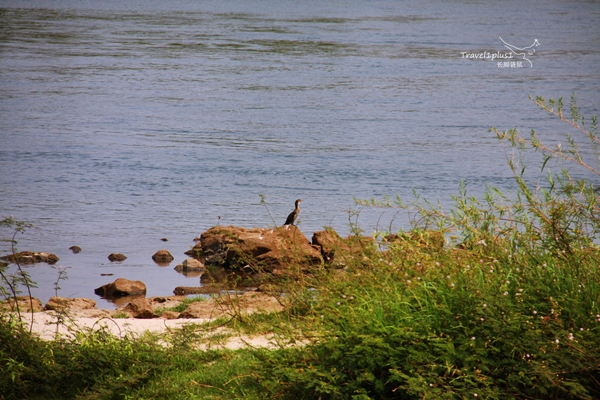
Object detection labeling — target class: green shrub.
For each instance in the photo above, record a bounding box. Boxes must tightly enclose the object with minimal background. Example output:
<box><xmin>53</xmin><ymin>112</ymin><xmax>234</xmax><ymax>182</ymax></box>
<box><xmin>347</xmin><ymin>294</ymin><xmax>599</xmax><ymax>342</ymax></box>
<box><xmin>0</xmin><ymin>317</ymin><xmax>170</xmax><ymax>399</ymax></box>
<box><xmin>252</xmin><ymin>95</ymin><xmax>600</xmax><ymax>399</ymax></box>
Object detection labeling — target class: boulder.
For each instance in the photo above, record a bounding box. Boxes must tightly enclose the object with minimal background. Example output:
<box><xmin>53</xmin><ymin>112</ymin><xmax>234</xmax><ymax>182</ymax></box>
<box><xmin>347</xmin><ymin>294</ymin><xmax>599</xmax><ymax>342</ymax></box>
<box><xmin>0</xmin><ymin>251</ymin><xmax>59</xmax><ymax>265</ymax></box>
<box><xmin>108</xmin><ymin>253</ymin><xmax>127</xmax><ymax>262</ymax></box>
<box><xmin>45</xmin><ymin>297</ymin><xmax>109</xmax><ymax>318</ymax></box>
<box><xmin>94</xmin><ymin>278</ymin><xmax>146</xmax><ymax>297</ymax></box>
<box><xmin>45</xmin><ymin>297</ymin><xmax>96</xmax><ymax>311</ymax></box>
<box><xmin>123</xmin><ymin>298</ymin><xmax>156</xmax><ymax>319</ymax></box>
<box><xmin>152</xmin><ymin>249</ymin><xmax>174</xmax><ymax>264</ymax></box>
<box><xmin>0</xmin><ymin>296</ymin><xmax>44</xmax><ymax>312</ymax></box>
<box><xmin>199</xmin><ymin>225</ymin><xmax>322</xmax><ymax>272</ymax></box>
<box><xmin>69</xmin><ymin>246</ymin><xmax>82</xmax><ymax>254</ymax></box>
<box><xmin>174</xmin><ymin>257</ymin><xmax>205</xmax><ymax>273</ymax></box>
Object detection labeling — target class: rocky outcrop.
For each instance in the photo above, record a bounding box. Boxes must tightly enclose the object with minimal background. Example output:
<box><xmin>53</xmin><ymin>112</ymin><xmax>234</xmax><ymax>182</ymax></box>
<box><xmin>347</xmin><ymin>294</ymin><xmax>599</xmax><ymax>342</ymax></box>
<box><xmin>45</xmin><ymin>296</ymin><xmax>111</xmax><ymax>318</ymax></box>
<box><xmin>45</xmin><ymin>297</ymin><xmax>96</xmax><ymax>311</ymax></box>
<box><xmin>0</xmin><ymin>296</ymin><xmax>44</xmax><ymax>312</ymax></box>
<box><xmin>94</xmin><ymin>278</ymin><xmax>146</xmax><ymax>297</ymax></box>
<box><xmin>152</xmin><ymin>249</ymin><xmax>174</xmax><ymax>264</ymax></box>
<box><xmin>199</xmin><ymin>225</ymin><xmax>323</xmax><ymax>272</ymax></box>
<box><xmin>108</xmin><ymin>253</ymin><xmax>127</xmax><ymax>262</ymax></box>
<box><xmin>0</xmin><ymin>251</ymin><xmax>59</xmax><ymax>265</ymax></box>
<box><xmin>123</xmin><ymin>298</ymin><xmax>156</xmax><ymax>319</ymax></box>
<box><xmin>174</xmin><ymin>257</ymin><xmax>205</xmax><ymax>273</ymax></box>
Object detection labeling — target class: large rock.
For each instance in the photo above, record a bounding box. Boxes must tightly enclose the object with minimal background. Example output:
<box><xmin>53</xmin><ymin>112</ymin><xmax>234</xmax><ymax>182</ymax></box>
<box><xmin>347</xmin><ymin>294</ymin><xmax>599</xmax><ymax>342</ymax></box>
<box><xmin>123</xmin><ymin>298</ymin><xmax>156</xmax><ymax>319</ymax></box>
<box><xmin>0</xmin><ymin>251</ymin><xmax>59</xmax><ymax>265</ymax></box>
<box><xmin>45</xmin><ymin>297</ymin><xmax>96</xmax><ymax>311</ymax></box>
<box><xmin>152</xmin><ymin>250</ymin><xmax>174</xmax><ymax>264</ymax></box>
<box><xmin>174</xmin><ymin>257</ymin><xmax>205</xmax><ymax>272</ymax></box>
<box><xmin>94</xmin><ymin>278</ymin><xmax>146</xmax><ymax>297</ymax></box>
<box><xmin>108</xmin><ymin>253</ymin><xmax>127</xmax><ymax>262</ymax></box>
<box><xmin>0</xmin><ymin>296</ymin><xmax>44</xmax><ymax>312</ymax></box>
<box><xmin>199</xmin><ymin>225</ymin><xmax>323</xmax><ymax>272</ymax></box>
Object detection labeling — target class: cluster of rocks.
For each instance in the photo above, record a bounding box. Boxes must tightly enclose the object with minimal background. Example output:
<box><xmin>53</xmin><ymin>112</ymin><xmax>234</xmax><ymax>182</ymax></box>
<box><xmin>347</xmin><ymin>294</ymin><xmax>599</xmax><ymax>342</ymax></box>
<box><xmin>1</xmin><ymin>225</ymin><xmax>380</xmax><ymax>320</ymax></box>
<box><xmin>189</xmin><ymin>225</ymin><xmax>375</xmax><ymax>273</ymax></box>
<box><xmin>0</xmin><ymin>295</ymin><xmax>110</xmax><ymax>318</ymax></box>
<box><xmin>0</xmin><ymin>290</ymin><xmax>282</xmax><ymax>321</ymax></box>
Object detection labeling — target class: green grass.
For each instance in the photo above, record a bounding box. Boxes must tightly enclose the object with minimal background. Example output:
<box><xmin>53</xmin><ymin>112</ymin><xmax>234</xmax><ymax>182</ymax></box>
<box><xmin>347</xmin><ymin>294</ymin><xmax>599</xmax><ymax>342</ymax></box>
<box><xmin>252</xmin><ymin>240</ymin><xmax>600</xmax><ymax>399</ymax></box>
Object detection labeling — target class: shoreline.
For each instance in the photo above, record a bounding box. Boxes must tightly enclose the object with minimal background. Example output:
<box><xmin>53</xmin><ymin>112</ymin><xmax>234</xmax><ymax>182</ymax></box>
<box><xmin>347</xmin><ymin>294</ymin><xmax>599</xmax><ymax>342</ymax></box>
<box><xmin>6</xmin><ymin>291</ymin><xmax>285</xmax><ymax>348</ymax></box>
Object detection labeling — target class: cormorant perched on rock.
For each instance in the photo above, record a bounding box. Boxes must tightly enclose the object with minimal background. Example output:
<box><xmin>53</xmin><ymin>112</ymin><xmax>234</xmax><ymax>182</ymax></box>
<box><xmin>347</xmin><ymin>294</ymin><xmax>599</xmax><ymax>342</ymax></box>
<box><xmin>284</xmin><ymin>199</ymin><xmax>302</xmax><ymax>226</ymax></box>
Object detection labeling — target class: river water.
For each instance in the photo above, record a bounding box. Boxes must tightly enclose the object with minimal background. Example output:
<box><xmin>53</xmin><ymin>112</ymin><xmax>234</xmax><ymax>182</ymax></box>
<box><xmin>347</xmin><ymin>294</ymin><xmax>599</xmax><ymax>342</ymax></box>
<box><xmin>1</xmin><ymin>0</ymin><xmax>599</xmax><ymax>308</ymax></box>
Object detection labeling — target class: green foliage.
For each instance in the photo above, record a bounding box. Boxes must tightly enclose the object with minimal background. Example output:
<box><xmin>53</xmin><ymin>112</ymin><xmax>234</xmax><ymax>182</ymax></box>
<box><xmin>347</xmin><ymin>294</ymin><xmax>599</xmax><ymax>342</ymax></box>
<box><xmin>0</xmin><ymin>317</ymin><xmax>168</xmax><ymax>399</ymax></box>
<box><xmin>254</xmin><ymin>242</ymin><xmax>600</xmax><ymax>399</ymax></box>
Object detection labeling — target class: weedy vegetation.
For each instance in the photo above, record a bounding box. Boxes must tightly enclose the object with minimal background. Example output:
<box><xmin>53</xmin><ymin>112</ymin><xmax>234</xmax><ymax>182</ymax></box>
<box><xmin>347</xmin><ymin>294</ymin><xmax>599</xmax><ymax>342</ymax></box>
<box><xmin>1</xmin><ymin>94</ymin><xmax>599</xmax><ymax>399</ymax></box>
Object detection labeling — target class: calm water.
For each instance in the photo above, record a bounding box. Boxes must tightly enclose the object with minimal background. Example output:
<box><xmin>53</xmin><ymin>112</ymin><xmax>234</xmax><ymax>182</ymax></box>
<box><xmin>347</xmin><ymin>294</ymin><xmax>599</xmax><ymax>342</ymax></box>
<box><xmin>1</xmin><ymin>0</ymin><xmax>599</xmax><ymax>308</ymax></box>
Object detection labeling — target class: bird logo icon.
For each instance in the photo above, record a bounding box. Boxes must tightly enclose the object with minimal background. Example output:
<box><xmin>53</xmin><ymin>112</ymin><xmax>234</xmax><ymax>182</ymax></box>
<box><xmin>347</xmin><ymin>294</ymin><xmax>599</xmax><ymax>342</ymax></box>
<box><xmin>499</xmin><ymin>37</ymin><xmax>540</xmax><ymax>67</ymax></box>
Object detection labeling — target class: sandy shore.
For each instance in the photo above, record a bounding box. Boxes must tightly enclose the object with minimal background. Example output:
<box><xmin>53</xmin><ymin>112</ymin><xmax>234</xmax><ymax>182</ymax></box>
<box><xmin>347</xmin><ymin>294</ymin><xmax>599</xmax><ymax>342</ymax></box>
<box><xmin>10</xmin><ymin>292</ymin><xmax>286</xmax><ymax>350</ymax></box>
<box><xmin>19</xmin><ymin>312</ymin><xmax>277</xmax><ymax>349</ymax></box>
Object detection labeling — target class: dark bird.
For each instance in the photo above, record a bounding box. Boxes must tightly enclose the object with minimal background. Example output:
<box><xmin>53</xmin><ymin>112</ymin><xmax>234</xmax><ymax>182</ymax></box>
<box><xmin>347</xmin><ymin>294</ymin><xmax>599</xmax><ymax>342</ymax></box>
<box><xmin>284</xmin><ymin>199</ymin><xmax>302</xmax><ymax>226</ymax></box>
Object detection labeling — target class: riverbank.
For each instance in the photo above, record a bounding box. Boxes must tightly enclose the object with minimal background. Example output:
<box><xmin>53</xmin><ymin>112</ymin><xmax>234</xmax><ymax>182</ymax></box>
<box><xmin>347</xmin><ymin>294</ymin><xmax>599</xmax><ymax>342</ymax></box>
<box><xmin>8</xmin><ymin>291</ymin><xmax>285</xmax><ymax>348</ymax></box>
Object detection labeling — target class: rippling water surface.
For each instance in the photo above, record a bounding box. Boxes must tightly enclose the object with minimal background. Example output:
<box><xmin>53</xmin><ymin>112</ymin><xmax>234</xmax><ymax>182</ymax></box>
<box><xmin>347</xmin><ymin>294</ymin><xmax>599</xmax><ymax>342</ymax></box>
<box><xmin>1</xmin><ymin>0</ymin><xmax>599</xmax><ymax>308</ymax></box>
